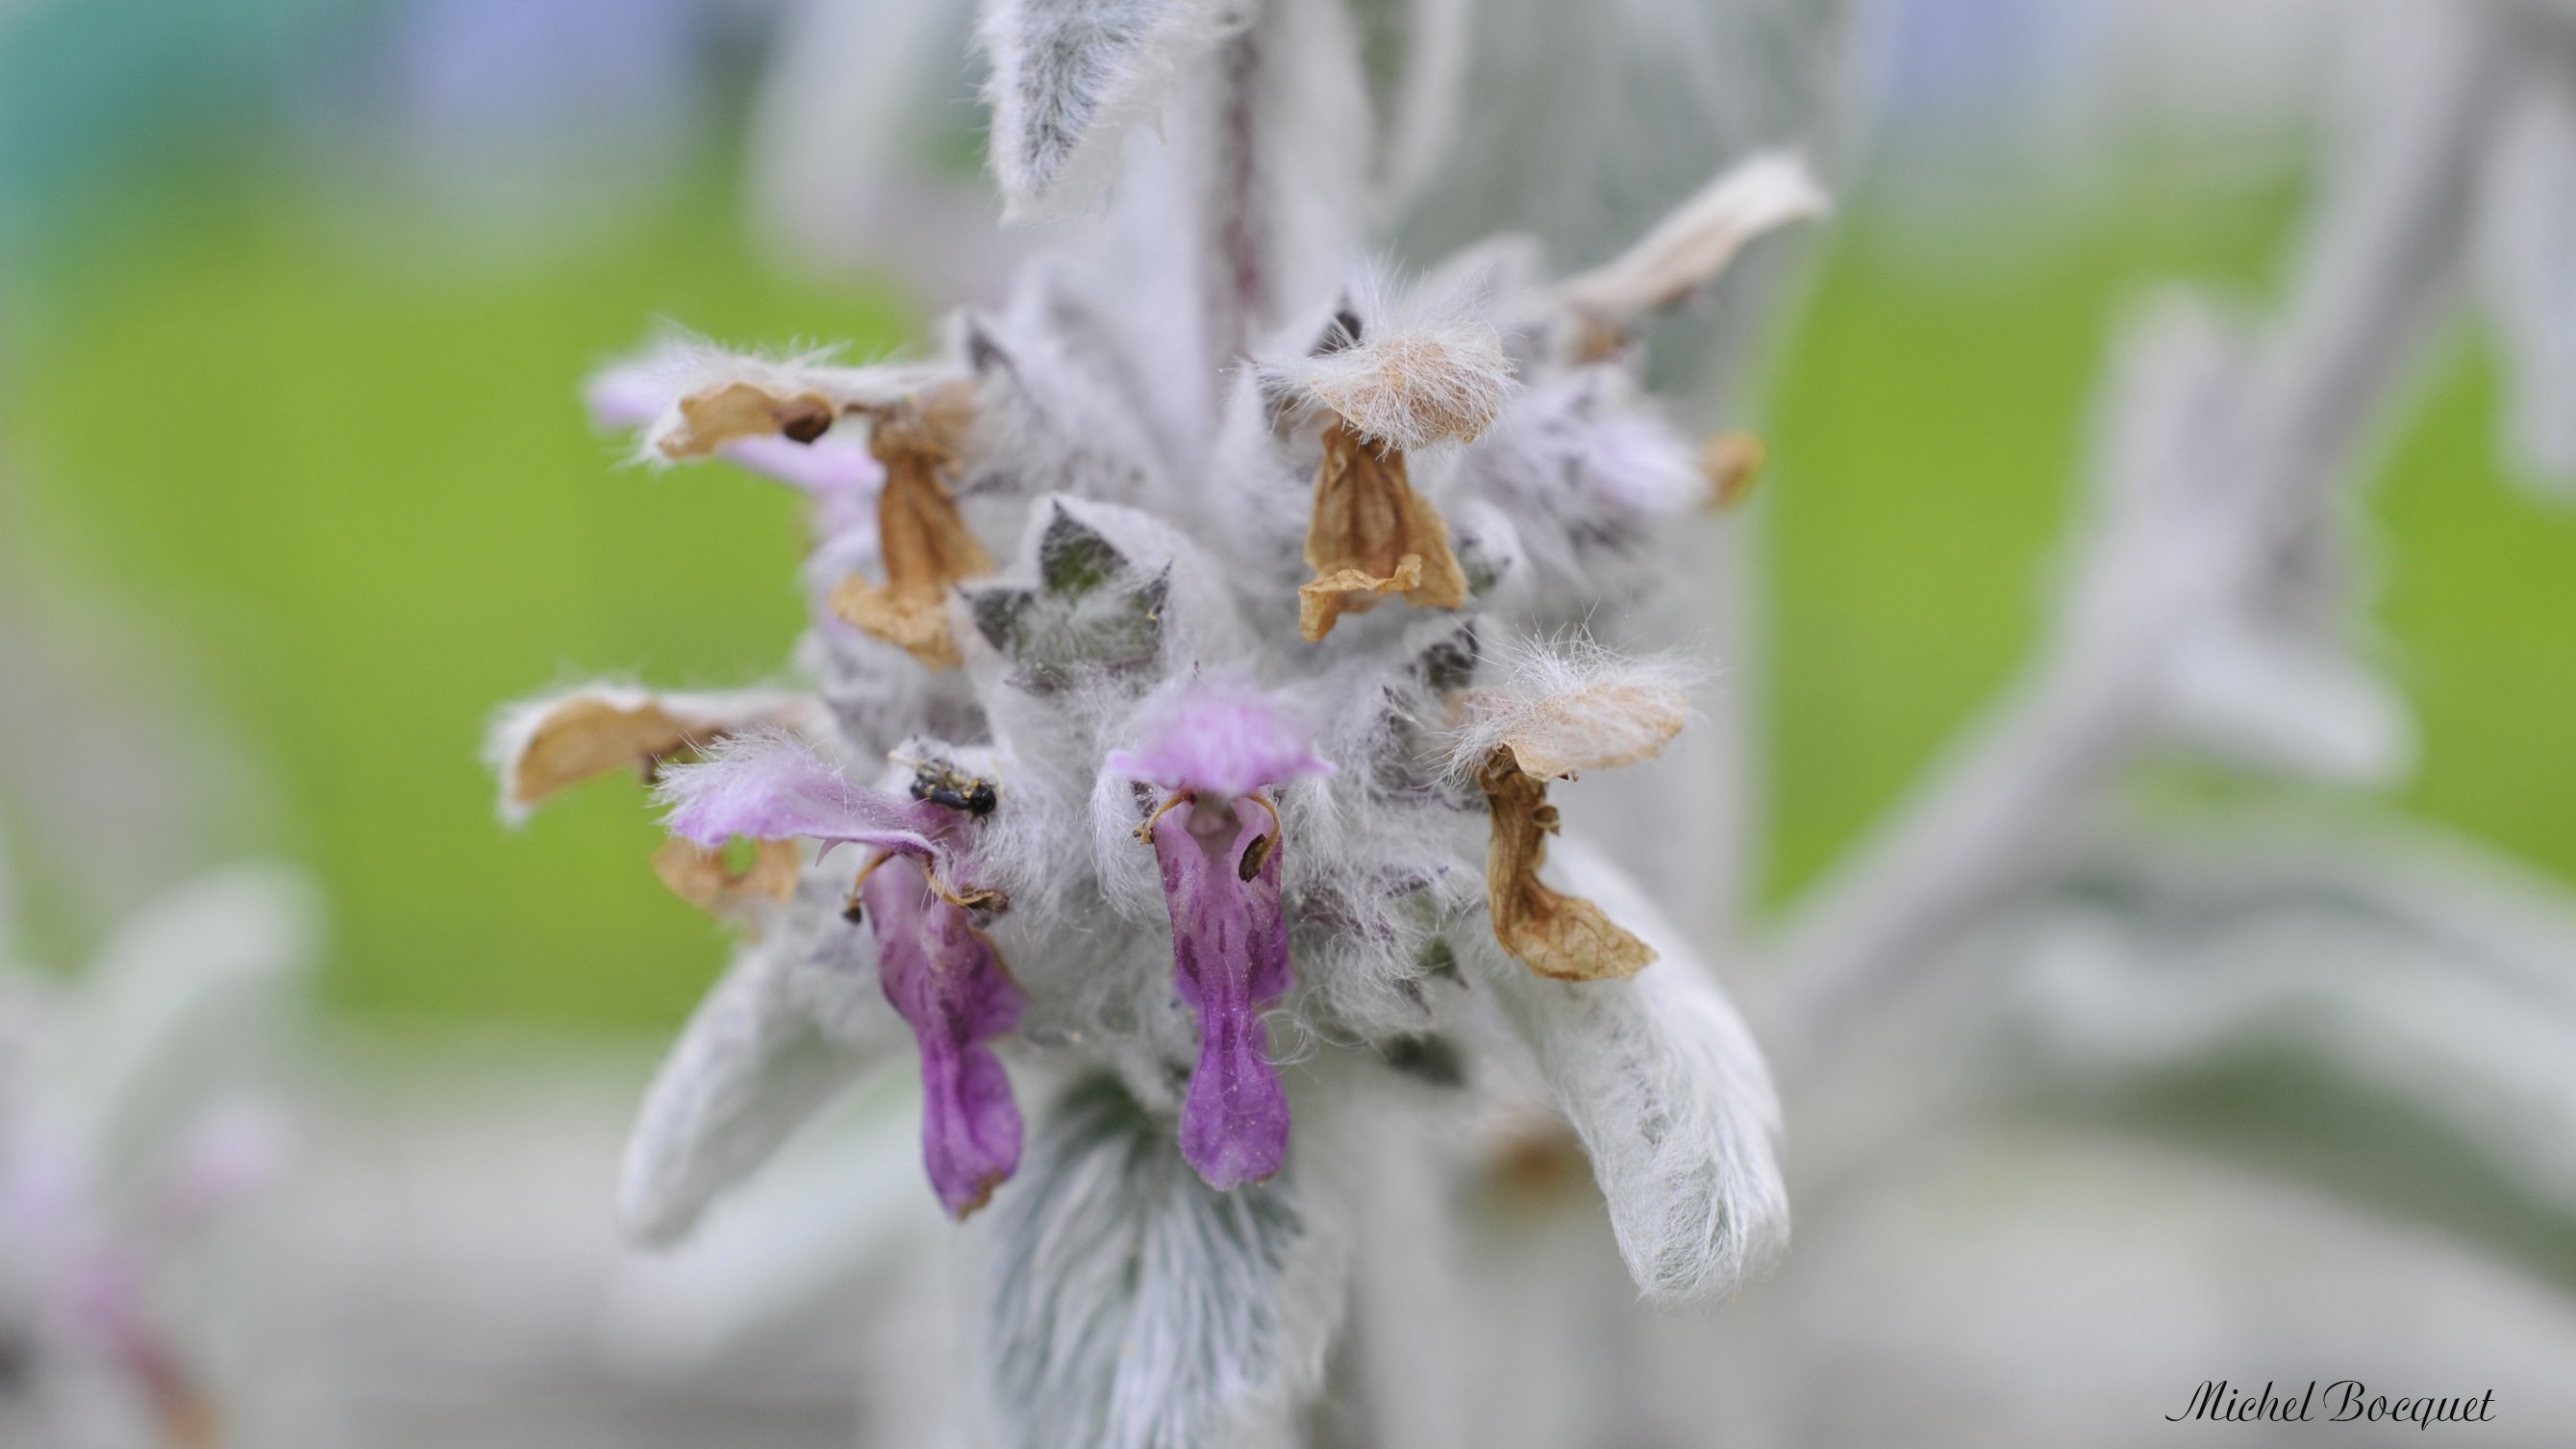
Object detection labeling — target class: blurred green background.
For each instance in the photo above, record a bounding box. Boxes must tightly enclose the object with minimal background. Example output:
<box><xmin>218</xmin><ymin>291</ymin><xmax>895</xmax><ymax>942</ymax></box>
<box><xmin>2</xmin><ymin>33</ymin><xmax>2569</xmax><ymax>1034</ymax></box>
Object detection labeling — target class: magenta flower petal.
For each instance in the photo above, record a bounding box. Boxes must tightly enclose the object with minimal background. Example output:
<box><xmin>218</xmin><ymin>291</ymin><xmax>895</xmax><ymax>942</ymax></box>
<box><xmin>1106</xmin><ymin>682</ymin><xmax>1337</xmax><ymax>800</ymax></box>
<box><xmin>863</xmin><ymin>855</ymin><xmax>1028</xmax><ymax>1218</ymax></box>
<box><xmin>1149</xmin><ymin>798</ymin><xmax>1292</xmax><ymax>1188</ymax></box>
<box><xmin>656</xmin><ymin>733</ymin><xmax>942</xmax><ymax>858</ymax></box>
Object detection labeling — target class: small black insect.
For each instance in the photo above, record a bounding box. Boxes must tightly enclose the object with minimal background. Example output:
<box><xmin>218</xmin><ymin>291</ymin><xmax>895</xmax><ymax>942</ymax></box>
<box><xmin>911</xmin><ymin>761</ymin><xmax>998</xmax><ymax>816</ymax></box>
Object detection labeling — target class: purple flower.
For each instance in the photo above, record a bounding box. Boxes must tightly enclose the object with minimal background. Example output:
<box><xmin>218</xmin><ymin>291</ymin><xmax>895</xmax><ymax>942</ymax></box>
<box><xmin>659</xmin><ymin>732</ymin><xmax>944</xmax><ymax>862</ymax></box>
<box><xmin>657</xmin><ymin>734</ymin><xmax>1026</xmax><ymax>1217</ymax></box>
<box><xmin>860</xmin><ymin>855</ymin><xmax>1028</xmax><ymax>1218</ymax></box>
<box><xmin>1111</xmin><ymin>685</ymin><xmax>1331</xmax><ymax>1188</ymax></box>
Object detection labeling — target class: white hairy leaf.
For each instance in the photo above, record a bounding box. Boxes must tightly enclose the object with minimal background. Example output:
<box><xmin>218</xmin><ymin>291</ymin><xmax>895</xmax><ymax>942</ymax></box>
<box><xmin>617</xmin><ymin>914</ymin><xmax>905</xmax><ymax>1247</ymax></box>
<box><xmin>984</xmin><ymin>1075</ymin><xmax>1351</xmax><ymax>1449</ymax></box>
<box><xmin>1464</xmin><ymin>836</ymin><xmax>1787</xmax><ymax>1302</ymax></box>
<box><xmin>979</xmin><ymin>0</ymin><xmax>1244</xmax><ymax>219</ymax></box>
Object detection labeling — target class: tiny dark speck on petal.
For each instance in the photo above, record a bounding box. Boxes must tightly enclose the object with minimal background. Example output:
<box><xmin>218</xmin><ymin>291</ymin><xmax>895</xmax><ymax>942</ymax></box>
<box><xmin>780</xmin><ymin>403</ymin><xmax>834</xmax><ymax>444</ymax></box>
<box><xmin>1238</xmin><ymin>831</ymin><xmax>1275</xmax><ymax>883</ymax></box>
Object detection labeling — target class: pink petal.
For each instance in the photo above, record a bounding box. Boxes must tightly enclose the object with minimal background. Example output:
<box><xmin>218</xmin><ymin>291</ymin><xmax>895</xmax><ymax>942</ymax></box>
<box><xmin>1148</xmin><ymin>799</ymin><xmax>1292</xmax><ymax>1189</ymax></box>
<box><xmin>1107</xmin><ymin>682</ymin><xmax>1336</xmax><ymax>800</ymax></box>
<box><xmin>863</xmin><ymin>856</ymin><xmax>1027</xmax><ymax>1217</ymax></box>
<box><xmin>656</xmin><ymin>733</ymin><xmax>942</xmax><ymax>858</ymax></box>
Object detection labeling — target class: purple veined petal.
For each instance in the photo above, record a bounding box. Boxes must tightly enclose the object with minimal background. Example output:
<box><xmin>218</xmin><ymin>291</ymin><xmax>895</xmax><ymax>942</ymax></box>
<box><xmin>1147</xmin><ymin>795</ymin><xmax>1293</xmax><ymax>1189</ymax></box>
<box><xmin>656</xmin><ymin>732</ymin><xmax>943</xmax><ymax>859</ymax></box>
<box><xmin>1106</xmin><ymin>682</ymin><xmax>1338</xmax><ymax>801</ymax></box>
<box><xmin>861</xmin><ymin>854</ymin><xmax>1027</xmax><ymax>1218</ymax></box>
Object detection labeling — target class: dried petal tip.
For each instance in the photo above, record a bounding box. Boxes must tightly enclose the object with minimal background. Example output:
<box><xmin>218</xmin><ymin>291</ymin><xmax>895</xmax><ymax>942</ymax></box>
<box><xmin>1107</xmin><ymin>682</ymin><xmax>1336</xmax><ymax>799</ymax></box>
<box><xmin>667</xmin><ymin>383</ymin><xmax>837</xmax><ymax>457</ymax></box>
<box><xmin>1477</xmin><ymin>749</ymin><xmax>1656</xmax><ymax>982</ymax></box>
<box><xmin>1451</xmin><ymin>645</ymin><xmax>1692</xmax><ymax>980</ymax></box>
<box><xmin>1699</xmin><ymin>431</ymin><xmax>1767</xmax><ymax>511</ymax></box>
<box><xmin>650</xmin><ymin>837</ymin><xmax>801</xmax><ymax>920</ymax></box>
<box><xmin>829</xmin><ymin>382</ymin><xmax>990</xmax><ymax>668</ymax></box>
<box><xmin>613</xmin><ymin>337</ymin><xmax>950</xmax><ymax>466</ymax></box>
<box><xmin>1298</xmin><ymin>422</ymin><xmax>1469</xmax><ymax>640</ymax></box>
<box><xmin>487</xmin><ymin>686</ymin><xmax>825</xmax><ymax>824</ymax></box>
<box><xmin>625</xmin><ymin>343</ymin><xmax>853</xmax><ymax>461</ymax></box>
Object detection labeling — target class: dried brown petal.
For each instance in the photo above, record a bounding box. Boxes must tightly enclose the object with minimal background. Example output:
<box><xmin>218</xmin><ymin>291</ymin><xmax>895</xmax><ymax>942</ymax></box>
<box><xmin>830</xmin><ymin>383</ymin><xmax>990</xmax><ymax>668</ymax></box>
<box><xmin>651</xmin><ymin>837</ymin><xmax>801</xmax><ymax>919</ymax></box>
<box><xmin>1699</xmin><ymin>431</ymin><xmax>1766</xmax><ymax>511</ymax></box>
<box><xmin>662</xmin><ymin>382</ymin><xmax>838</xmax><ymax>459</ymax></box>
<box><xmin>1477</xmin><ymin>747</ymin><xmax>1657</xmax><ymax>983</ymax></box>
<box><xmin>506</xmin><ymin>695</ymin><xmax>781</xmax><ymax>813</ymax></box>
<box><xmin>1298</xmin><ymin>421</ymin><xmax>1468</xmax><ymax>641</ymax></box>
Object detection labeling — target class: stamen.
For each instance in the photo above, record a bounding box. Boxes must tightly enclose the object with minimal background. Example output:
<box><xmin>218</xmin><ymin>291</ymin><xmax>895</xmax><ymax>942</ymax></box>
<box><xmin>1135</xmin><ymin>788</ymin><xmax>1197</xmax><ymax>842</ymax></box>
<box><xmin>846</xmin><ymin>849</ymin><xmax>897</xmax><ymax>922</ymax></box>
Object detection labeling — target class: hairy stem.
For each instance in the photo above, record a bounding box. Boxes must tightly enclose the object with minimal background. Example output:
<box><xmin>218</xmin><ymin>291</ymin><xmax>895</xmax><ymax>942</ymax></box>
<box><xmin>1765</xmin><ymin>3</ymin><xmax>2514</xmax><ymax>1086</ymax></box>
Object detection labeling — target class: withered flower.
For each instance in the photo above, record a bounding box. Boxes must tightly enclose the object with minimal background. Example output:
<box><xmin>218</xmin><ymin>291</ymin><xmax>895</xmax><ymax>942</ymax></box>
<box><xmin>649</xmin><ymin>836</ymin><xmax>803</xmax><ymax>920</ymax></box>
<box><xmin>828</xmin><ymin>380</ymin><xmax>993</xmax><ymax>668</ymax></box>
<box><xmin>620</xmin><ymin>344</ymin><xmax>993</xmax><ymax>667</ymax></box>
<box><xmin>1279</xmin><ymin>319</ymin><xmax>1511</xmax><ymax>640</ymax></box>
<box><xmin>1450</xmin><ymin>650</ymin><xmax>1692</xmax><ymax>981</ymax></box>
<box><xmin>487</xmin><ymin>686</ymin><xmax>830</xmax><ymax>824</ymax></box>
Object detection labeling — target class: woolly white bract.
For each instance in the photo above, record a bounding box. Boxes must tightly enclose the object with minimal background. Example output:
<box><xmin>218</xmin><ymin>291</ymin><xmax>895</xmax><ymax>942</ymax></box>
<box><xmin>489</xmin><ymin>1</ymin><xmax>1825</xmax><ymax>1439</ymax></box>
